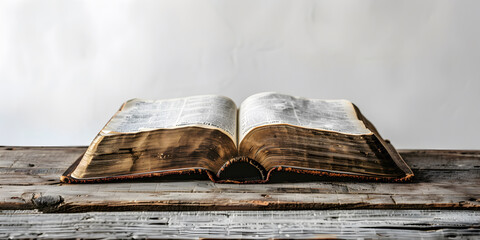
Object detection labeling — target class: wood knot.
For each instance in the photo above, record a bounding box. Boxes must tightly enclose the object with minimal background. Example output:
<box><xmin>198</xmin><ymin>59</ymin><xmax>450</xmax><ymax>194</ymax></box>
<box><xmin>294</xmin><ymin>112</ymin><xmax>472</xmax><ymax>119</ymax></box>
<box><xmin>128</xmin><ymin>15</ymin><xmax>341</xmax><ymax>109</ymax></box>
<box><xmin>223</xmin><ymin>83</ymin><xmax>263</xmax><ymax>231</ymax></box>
<box><xmin>32</xmin><ymin>195</ymin><xmax>64</xmax><ymax>209</ymax></box>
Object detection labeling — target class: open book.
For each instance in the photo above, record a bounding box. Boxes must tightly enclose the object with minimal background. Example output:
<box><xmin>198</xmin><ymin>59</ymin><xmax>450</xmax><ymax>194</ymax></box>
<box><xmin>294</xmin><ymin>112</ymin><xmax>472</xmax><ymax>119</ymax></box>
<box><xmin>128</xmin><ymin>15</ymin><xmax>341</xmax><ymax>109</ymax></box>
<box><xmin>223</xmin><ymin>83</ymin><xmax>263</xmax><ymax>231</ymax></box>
<box><xmin>61</xmin><ymin>92</ymin><xmax>413</xmax><ymax>183</ymax></box>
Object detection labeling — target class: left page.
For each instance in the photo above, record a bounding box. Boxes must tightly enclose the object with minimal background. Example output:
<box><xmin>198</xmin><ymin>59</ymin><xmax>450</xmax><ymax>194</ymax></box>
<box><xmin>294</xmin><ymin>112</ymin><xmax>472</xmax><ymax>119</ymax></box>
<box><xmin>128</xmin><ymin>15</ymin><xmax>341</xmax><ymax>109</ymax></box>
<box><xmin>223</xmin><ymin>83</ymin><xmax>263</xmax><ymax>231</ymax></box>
<box><xmin>103</xmin><ymin>95</ymin><xmax>237</xmax><ymax>143</ymax></box>
<box><xmin>66</xmin><ymin>95</ymin><xmax>238</xmax><ymax>182</ymax></box>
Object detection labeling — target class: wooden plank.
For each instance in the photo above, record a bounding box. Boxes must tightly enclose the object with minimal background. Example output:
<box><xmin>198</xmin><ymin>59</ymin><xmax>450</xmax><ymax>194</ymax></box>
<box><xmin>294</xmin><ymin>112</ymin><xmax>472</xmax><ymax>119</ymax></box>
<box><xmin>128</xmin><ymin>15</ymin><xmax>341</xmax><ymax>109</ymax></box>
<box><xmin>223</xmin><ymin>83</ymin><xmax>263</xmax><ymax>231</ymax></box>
<box><xmin>0</xmin><ymin>146</ymin><xmax>85</xmax><ymax>185</ymax></box>
<box><xmin>399</xmin><ymin>149</ymin><xmax>480</xmax><ymax>170</ymax></box>
<box><xmin>1</xmin><ymin>210</ymin><xmax>479</xmax><ymax>239</ymax></box>
<box><xmin>1</xmin><ymin>147</ymin><xmax>480</xmax><ymax>212</ymax></box>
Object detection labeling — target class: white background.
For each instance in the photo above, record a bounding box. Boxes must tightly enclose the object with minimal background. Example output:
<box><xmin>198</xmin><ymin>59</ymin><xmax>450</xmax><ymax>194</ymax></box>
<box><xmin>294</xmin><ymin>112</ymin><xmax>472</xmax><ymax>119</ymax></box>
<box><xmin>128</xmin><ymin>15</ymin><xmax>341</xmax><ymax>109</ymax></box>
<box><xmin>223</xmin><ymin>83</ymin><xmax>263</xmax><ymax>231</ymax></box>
<box><xmin>1</xmin><ymin>0</ymin><xmax>479</xmax><ymax>149</ymax></box>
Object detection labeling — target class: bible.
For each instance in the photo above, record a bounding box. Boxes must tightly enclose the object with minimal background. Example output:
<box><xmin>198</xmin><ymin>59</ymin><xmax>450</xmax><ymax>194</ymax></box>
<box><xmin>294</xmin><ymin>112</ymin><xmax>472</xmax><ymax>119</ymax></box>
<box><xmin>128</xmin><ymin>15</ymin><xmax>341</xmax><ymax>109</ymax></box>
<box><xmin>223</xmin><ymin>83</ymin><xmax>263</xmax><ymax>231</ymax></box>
<box><xmin>61</xmin><ymin>92</ymin><xmax>413</xmax><ymax>184</ymax></box>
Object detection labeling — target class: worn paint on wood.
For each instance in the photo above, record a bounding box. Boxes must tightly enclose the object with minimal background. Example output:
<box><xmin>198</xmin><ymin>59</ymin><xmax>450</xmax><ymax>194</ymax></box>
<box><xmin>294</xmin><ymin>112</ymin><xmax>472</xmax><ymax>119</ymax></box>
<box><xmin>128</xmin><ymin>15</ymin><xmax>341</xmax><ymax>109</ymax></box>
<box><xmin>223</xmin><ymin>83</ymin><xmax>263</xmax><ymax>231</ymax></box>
<box><xmin>0</xmin><ymin>147</ymin><xmax>479</xmax><ymax>212</ymax></box>
<box><xmin>1</xmin><ymin>210</ymin><xmax>479</xmax><ymax>239</ymax></box>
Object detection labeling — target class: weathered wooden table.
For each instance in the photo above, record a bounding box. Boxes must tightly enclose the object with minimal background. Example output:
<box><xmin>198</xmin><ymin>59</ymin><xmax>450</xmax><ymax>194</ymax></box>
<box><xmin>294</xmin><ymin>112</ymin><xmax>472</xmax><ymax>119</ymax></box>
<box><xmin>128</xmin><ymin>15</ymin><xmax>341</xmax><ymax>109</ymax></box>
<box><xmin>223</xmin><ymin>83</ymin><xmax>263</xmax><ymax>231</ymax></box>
<box><xmin>1</xmin><ymin>146</ymin><xmax>479</xmax><ymax>239</ymax></box>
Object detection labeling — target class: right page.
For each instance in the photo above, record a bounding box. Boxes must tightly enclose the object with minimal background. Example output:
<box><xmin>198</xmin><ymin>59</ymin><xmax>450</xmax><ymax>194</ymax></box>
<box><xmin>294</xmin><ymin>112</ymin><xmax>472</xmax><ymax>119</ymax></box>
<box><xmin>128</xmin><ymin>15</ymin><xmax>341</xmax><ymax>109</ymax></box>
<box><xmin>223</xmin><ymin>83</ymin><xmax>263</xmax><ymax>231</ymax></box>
<box><xmin>238</xmin><ymin>92</ymin><xmax>413</xmax><ymax>182</ymax></box>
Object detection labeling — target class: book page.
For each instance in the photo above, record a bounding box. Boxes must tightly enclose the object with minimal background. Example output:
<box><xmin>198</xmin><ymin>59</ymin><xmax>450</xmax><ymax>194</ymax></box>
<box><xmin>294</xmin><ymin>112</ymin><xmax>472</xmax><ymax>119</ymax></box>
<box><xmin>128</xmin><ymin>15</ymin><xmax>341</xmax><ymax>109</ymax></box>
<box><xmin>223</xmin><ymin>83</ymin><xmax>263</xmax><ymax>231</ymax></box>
<box><xmin>239</xmin><ymin>92</ymin><xmax>371</xmax><ymax>142</ymax></box>
<box><xmin>102</xmin><ymin>95</ymin><xmax>237</xmax><ymax>142</ymax></box>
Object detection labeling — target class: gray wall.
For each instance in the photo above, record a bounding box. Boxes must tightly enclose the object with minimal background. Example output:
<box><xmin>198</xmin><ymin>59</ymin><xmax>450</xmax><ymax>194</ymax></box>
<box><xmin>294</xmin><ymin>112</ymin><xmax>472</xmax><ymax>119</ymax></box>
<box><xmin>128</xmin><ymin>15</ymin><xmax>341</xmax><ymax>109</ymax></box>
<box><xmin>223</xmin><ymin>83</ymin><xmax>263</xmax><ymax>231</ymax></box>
<box><xmin>1</xmin><ymin>0</ymin><xmax>479</xmax><ymax>149</ymax></box>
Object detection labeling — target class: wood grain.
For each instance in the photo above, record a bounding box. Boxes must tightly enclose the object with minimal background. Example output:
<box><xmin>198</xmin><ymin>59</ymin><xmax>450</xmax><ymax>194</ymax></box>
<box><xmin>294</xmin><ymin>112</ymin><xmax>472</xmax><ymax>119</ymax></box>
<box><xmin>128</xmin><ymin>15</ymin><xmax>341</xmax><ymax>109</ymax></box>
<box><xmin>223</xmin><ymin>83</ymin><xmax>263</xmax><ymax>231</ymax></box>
<box><xmin>1</xmin><ymin>210</ymin><xmax>479</xmax><ymax>239</ymax></box>
<box><xmin>1</xmin><ymin>146</ymin><xmax>479</xmax><ymax>212</ymax></box>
